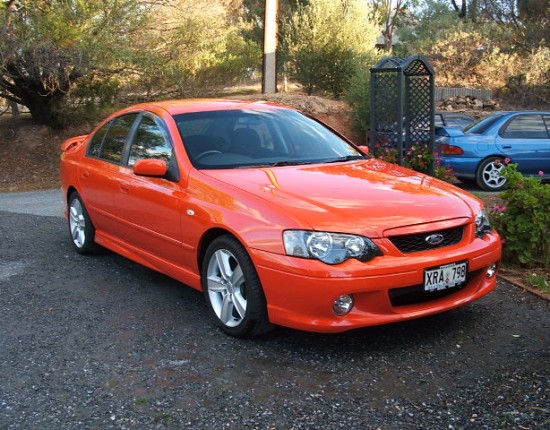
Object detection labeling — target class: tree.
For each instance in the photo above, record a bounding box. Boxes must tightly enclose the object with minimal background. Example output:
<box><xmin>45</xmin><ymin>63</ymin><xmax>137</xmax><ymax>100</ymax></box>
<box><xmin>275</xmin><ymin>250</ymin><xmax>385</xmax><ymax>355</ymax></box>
<box><xmin>240</xmin><ymin>0</ymin><xmax>309</xmax><ymax>46</ymax></box>
<box><xmin>136</xmin><ymin>0</ymin><xmax>259</xmax><ymax>98</ymax></box>
<box><xmin>284</xmin><ymin>0</ymin><xmax>379</xmax><ymax>98</ymax></box>
<box><xmin>0</xmin><ymin>0</ymin><xmax>150</xmax><ymax>128</ymax></box>
<box><xmin>369</xmin><ymin>0</ymin><xmax>411</xmax><ymax>52</ymax></box>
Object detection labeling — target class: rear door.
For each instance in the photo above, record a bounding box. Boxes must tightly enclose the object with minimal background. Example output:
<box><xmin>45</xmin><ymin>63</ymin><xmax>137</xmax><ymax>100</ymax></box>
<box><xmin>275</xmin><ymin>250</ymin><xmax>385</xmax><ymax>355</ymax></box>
<box><xmin>79</xmin><ymin>113</ymin><xmax>139</xmax><ymax>232</ymax></box>
<box><xmin>496</xmin><ymin>113</ymin><xmax>550</xmax><ymax>176</ymax></box>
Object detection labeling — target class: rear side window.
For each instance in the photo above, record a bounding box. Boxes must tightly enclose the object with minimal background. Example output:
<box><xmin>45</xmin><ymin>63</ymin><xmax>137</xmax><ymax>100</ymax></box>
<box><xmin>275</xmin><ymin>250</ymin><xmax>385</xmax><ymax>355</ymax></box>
<box><xmin>87</xmin><ymin>124</ymin><xmax>109</xmax><ymax>157</ymax></box>
<box><xmin>100</xmin><ymin>114</ymin><xmax>139</xmax><ymax>163</ymax></box>
<box><xmin>87</xmin><ymin>113</ymin><xmax>139</xmax><ymax>163</ymax></box>
<box><xmin>500</xmin><ymin>114</ymin><xmax>549</xmax><ymax>139</ymax></box>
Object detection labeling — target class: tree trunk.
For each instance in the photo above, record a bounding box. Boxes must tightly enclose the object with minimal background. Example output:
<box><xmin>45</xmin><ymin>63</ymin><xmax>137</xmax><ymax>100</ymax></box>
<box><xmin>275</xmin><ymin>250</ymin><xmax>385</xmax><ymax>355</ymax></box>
<box><xmin>25</xmin><ymin>94</ymin><xmax>66</xmax><ymax>129</ymax></box>
<box><xmin>2</xmin><ymin>66</ymin><xmax>68</xmax><ymax>129</ymax></box>
<box><xmin>9</xmin><ymin>100</ymin><xmax>19</xmax><ymax>120</ymax></box>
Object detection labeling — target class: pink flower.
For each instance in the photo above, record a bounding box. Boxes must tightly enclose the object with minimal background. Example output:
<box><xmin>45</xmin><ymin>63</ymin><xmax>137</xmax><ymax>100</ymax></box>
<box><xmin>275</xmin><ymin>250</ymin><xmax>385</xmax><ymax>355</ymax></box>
<box><xmin>539</xmin><ymin>170</ymin><xmax>544</xmax><ymax>176</ymax></box>
<box><xmin>505</xmin><ymin>157</ymin><xmax>511</xmax><ymax>164</ymax></box>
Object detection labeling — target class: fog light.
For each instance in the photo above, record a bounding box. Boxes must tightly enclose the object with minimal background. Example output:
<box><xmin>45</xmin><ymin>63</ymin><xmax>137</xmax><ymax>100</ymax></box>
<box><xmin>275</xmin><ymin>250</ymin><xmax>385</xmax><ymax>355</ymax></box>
<box><xmin>485</xmin><ymin>263</ymin><xmax>498</xmax><ymax>279</ymax></box>
<box><xmin>333</xmin><ymin>295</ymin><xmax>354</xmax><ymax>316</ymax></box>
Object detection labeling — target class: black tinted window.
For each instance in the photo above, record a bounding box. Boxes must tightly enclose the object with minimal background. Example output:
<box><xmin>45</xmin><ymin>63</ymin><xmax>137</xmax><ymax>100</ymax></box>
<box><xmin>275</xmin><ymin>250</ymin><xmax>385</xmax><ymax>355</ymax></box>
<box><xmin>464</xmin><ymin>113</ymin><xmax>506</xmax><ymax>135</ymax></box>
<box><xmin>176</xmin><ymin>109</ymin><xmax>362</xmax><ymax>169</ymax></box>
<box><xmin>501</xmin><ymin>115</ymin><xmax>549</xmax><ymax>139</ymax></box>
<box><xmin>99</xmin><ymin>114</ymin><xmax>138</xmax><ymax>163</ymax></box>
<box><xmin>128</xmin><ymin>116</ymin><xmax>172</xmax><ymax>166</ymax></box>
<box><xmin>87</xmin><ymin>123</ymin><xmax>109</xmax><ymax>157</ymax></box>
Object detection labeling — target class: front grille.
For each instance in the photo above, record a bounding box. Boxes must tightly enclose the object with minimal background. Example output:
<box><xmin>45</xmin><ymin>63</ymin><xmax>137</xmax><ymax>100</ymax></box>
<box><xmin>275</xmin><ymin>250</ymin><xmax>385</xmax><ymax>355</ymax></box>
<box><xmin>389</xmin><ymin>226</ymin><xmax>464</xmax><ymax>253</ymax></box>
<box><xmin>389</xmin><ymin>269</ymin><xmax>482</xmax><ymax>307</ymax></box>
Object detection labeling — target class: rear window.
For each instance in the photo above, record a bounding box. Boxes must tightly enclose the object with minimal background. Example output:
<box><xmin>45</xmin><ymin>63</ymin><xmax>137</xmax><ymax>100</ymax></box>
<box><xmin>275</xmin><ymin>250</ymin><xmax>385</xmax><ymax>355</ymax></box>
<box><xmin>464</xmin><ymin>113</ymin><xmax>506</xmax><ymax>135</ymax></box>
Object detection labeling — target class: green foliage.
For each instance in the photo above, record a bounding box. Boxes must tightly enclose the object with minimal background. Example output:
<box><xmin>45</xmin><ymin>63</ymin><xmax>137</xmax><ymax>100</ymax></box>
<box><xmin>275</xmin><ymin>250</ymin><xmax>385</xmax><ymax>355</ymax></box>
<box><xmin>284</xmin><ymin>0</ymin><xmax>379</xmax><ymax>98</ymax></box>
<box><xmin>372</xmin><ymin>141</ymin><xmax>456</xmax><ymax>183</ymax></box>
<box><xmin>526</xmin><ymin>273</ymin><xmax>550</xmax><ymax>294</ymax></box>
<box><xmin>489</xmin><ymin>163</ymin><xmax>550</xmax><ymax>267</ymax></box>
<box><xmin>403</xmin><ymin>143</ymin><xmax>434</xmax><ymax>173</ymax></box>
<box><xmin>372</xmin><ymin>143</ymin><xmax>399</xmax><ymax>164</ymax></box>
<box><xmin>134</xmin><ymin>0</ymin><xmax>260</xmax><ymax>98</ymax></box>
<box><xmin>0</xmin><ymin>0</ymin><xmax>151</xmax><ymax>127</ymax></box>
<box><xmin>433</xmin><ymin>156</ymin><xmax>457</xmax><ymax>183</ymax></box>
<box><xmin>345</xmin><ymin>54</ymin><xmax>382</xmax><ymax>140</ymax></box>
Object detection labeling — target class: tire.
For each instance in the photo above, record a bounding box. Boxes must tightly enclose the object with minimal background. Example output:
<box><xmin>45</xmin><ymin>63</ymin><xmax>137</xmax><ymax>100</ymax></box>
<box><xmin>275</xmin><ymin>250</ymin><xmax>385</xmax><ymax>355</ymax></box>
<box><xmin>68</xmin><ymin>192</ymin><xmax>98</xmax><ymax>254</ymax></box>
<box><xmin>476</xmin><ymin>157</ymin><xmax>507</xmax><ymax>191</ymax></box>
<box><xmin>202</xmin><ymin>235</ymin><xmax>272</xmax><ymax>337</ymax></box>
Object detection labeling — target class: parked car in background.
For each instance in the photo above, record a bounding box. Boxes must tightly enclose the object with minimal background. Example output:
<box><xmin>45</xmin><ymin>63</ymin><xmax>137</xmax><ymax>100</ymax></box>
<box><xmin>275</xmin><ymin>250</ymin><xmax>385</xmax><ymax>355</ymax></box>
<box><xmin>436</xmin><ymin>111</ymin><xmax>550</xmax><ymax>191</ymax></box>
<box><xmin>435</xmin><ymin>112</ymin><xmax>476</xmax><ymax>130</ymax></box>
<box><xmin>61</xmin><ymin>99</ymin><xmax>501</xmax><ymax>337</ymax></box>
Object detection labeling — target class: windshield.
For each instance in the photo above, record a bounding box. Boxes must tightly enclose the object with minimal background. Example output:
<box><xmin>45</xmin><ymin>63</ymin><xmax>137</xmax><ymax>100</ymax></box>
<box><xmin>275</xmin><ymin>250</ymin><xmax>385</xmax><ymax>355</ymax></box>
<box><xmin>174</xmin><ymin>108</ymin><xmax>364</xmax><ymax>169</ymax></box>
<box><xmin>463</xmin><ymin>113</ymin><xmax>506</xmax><ymax>135</ymax></box>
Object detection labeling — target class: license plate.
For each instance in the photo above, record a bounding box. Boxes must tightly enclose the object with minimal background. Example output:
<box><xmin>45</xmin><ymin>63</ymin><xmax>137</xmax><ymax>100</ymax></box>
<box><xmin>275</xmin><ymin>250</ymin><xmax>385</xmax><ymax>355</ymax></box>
<box><xmin>424</xmin><ymin>261</ymin><xmax>468</xmax><ymax>292</ymax></box>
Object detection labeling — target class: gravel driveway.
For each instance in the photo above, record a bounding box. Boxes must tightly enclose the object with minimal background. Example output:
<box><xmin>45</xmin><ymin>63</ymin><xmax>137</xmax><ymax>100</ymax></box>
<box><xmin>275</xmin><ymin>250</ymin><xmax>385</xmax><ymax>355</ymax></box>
<box><xmin>1</xmin><ymin>191</ymin><xmax>549</xmax><ymax>429</ymax></box>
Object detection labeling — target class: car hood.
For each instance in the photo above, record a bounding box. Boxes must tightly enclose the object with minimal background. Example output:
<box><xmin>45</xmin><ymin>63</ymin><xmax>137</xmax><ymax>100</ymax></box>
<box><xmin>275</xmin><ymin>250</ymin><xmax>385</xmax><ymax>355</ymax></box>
<box><xmin>204</xmin><ymin>159</ymin><xmax>478</xmax><ymax>237</ymax></box>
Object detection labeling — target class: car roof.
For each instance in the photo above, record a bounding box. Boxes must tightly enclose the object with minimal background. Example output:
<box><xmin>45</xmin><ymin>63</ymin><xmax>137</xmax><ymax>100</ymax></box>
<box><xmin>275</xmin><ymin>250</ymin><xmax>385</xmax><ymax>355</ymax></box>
<box><xmin>495</xmin><ymin>110</ymin><xmax>550</xmax><ymax>116</ymax></box>
<box><xmin>126</xmin><ymin>99</ymin><xmax>289</xmax><ymax>116</ymax></box>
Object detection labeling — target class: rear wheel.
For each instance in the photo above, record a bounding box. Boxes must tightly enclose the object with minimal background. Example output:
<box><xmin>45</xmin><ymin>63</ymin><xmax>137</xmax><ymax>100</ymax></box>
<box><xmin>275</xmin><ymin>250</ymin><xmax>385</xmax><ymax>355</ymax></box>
<box><xmin>68</xmin><ymin>192</ymin><xmax>98</xmax><ymax>254</ymax></box>
<box><xmin>202</xmin><ymin>235</ymin><xmax>272</xmax><ymax>337</ymax></box>
<box><xmin>476</xmin><ymin>157</ymin><xmax>507</xmax><ymax>191</ymax></box>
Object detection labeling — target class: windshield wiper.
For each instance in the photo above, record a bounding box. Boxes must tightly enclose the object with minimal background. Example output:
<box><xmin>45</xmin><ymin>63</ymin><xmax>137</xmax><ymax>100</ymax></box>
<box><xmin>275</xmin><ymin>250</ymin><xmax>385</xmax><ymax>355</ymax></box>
<box><xmin>267</xmin><ymin>160</ymin><xmax>315</xmax><ymax>167</ymax></box>
<box><xmin>323</xmin><ymin>155</ymin><xmax>365</xmax><ymax>163</ymax></box>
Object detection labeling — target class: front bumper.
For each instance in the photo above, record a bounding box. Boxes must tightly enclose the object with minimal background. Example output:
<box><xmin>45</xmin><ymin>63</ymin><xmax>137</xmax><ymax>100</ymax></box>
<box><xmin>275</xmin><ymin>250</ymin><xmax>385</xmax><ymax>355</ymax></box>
<box><xmin>251</xmin><ymin>231</ymin><xmax>502</xmax><ymax>333</ymax></box>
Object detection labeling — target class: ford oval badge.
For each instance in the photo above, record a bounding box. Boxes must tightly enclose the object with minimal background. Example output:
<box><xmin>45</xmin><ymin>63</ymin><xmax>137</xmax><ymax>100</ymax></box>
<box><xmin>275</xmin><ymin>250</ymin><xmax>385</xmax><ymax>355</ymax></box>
<box><xmin>425</xmin><ymin>233</ymin><xmax>445</xmax><ymax>246</ymax></box>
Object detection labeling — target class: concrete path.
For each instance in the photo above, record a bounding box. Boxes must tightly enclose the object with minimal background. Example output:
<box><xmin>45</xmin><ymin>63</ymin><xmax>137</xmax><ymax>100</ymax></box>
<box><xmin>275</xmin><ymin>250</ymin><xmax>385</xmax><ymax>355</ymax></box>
<box><xmin>0</xmin><ymin>189</ymin><xmax>64</xmax><ymax>218</ymax></box>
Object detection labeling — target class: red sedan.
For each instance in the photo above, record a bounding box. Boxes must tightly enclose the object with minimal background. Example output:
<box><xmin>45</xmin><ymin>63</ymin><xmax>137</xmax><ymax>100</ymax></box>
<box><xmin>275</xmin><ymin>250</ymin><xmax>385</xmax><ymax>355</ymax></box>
<box><xmin>61</xmin><ymin>99</ymin><xmax>501</xmax><ymax>337</ymax></box>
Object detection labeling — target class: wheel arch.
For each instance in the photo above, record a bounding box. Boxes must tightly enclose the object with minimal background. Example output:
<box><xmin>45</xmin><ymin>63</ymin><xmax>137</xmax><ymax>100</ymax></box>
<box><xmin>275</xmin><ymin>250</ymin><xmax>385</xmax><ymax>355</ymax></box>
<box><xmin>475</xmin><ymin>154</ymin><xmax>507</xmax><ymax>174</ymax></box>
<box><xmin>66</xmin><ymin>186</ymin><xmax>79</xmax><ymax>202</ymax></box>
<box><xmin>197</xmin><ymin>227</ymin><xmax>240</xmax><ymax>275</ymax></box>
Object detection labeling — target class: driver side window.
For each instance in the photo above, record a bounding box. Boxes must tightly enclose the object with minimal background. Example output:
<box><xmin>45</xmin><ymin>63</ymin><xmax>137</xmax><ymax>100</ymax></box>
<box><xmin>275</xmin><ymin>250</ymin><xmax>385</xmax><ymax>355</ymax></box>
<box><xmin>128</xmin><ymin>116</ymin><xmax>173</xmax><ymax>167</ymax></box>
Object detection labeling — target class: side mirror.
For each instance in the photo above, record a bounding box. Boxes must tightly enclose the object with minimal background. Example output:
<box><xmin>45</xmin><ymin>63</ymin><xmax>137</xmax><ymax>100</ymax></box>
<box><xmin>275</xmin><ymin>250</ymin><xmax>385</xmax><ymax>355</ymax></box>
<box><xmin>133</xmin><ymin>159</ymin><xmax>168</xmax><ymax>177</ymax></box>
<box><xmin>358</xmin><ymin>145</ymin><xmax>370</xmax><ymax>155</ymax></box>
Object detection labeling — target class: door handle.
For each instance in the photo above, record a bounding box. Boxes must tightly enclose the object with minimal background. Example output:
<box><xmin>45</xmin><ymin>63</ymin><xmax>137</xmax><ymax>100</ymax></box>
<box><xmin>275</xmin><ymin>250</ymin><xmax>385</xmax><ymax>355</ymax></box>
<box><xmin>119</xmin><ymin>182</ymin><xmax>130</xmax><ymax>193</ymax></box>
<box><xmin>502</xmin><ymin>145</ymin><xmax>512</xmax><ymax>149</ymax></box>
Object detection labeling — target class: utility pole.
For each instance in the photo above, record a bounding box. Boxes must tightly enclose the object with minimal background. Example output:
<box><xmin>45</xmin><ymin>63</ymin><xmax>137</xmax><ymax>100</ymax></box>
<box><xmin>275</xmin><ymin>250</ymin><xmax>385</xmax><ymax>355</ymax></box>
<box><xmin>262</xmin><ymin>0</ymin><xmax>278</xmax><ymax>94</ymax></box>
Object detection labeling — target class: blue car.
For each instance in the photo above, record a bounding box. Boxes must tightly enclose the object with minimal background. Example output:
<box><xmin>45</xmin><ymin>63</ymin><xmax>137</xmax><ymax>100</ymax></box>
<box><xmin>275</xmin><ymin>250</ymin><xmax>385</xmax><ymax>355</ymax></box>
<box><xmin>436</xmin><ymin>111</ymin><xmax>550</xmax><ymax>191</ymax></box>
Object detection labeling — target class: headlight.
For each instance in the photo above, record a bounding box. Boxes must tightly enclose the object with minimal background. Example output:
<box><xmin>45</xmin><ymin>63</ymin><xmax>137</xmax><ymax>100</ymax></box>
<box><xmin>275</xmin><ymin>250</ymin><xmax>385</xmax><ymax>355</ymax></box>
<box><xmin>475</xmin><ymin>210</ymin><xmax>492</xmax><ymax>237</ymax></box>
<box><xmin>283</xmin><ymin>230</ymin><xmax>382</xmax><ymax>265</ymax></box>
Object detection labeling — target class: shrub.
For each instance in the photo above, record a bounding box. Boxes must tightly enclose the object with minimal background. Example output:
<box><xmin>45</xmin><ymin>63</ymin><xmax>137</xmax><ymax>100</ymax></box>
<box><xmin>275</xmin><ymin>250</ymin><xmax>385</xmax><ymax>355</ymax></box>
<box><xmin>345</xmin><ymin>54</ymin><xmax>381</xmax><ymax>140</ymax></box>
<box><xmin>489</xmin><ymin>162</ymin><xmax>550</xmax><ymax>267</ymax></box>
<box><xmin>284</xmin><ymin>0</ymin><xmax>379</xmax><ymax>98</ymax></box>
<box><xmin>373</xmin><ymin>143</ymin><xmax>457</xmax><ymax>183</ymax></box>
<box><xmin>433</xmin><ymin>154</ymin><xmax>458</xmax><ymax>183</ymax></box>
<box><xmin>404</xmin><ymin>143</ymin><xmax>434</xmax><ymax>173</ymax></box>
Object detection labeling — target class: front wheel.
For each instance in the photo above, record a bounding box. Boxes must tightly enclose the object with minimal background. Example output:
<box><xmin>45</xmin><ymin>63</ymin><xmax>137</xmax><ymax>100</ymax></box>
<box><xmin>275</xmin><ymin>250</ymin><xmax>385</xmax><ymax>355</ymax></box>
<box><xmin>202</xmin><ymin>235</ymin><xmax>272</xmax><ymax>337</ymax></box>
<box><xmin>68</xmin><ymin>192</ymin><xmax>98</xmax><ymax>254</ymax></box>
<box><xmin>476</xmin><ymin>157</ymin><xmax>507</xmax><ymax>191</ymax></box>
